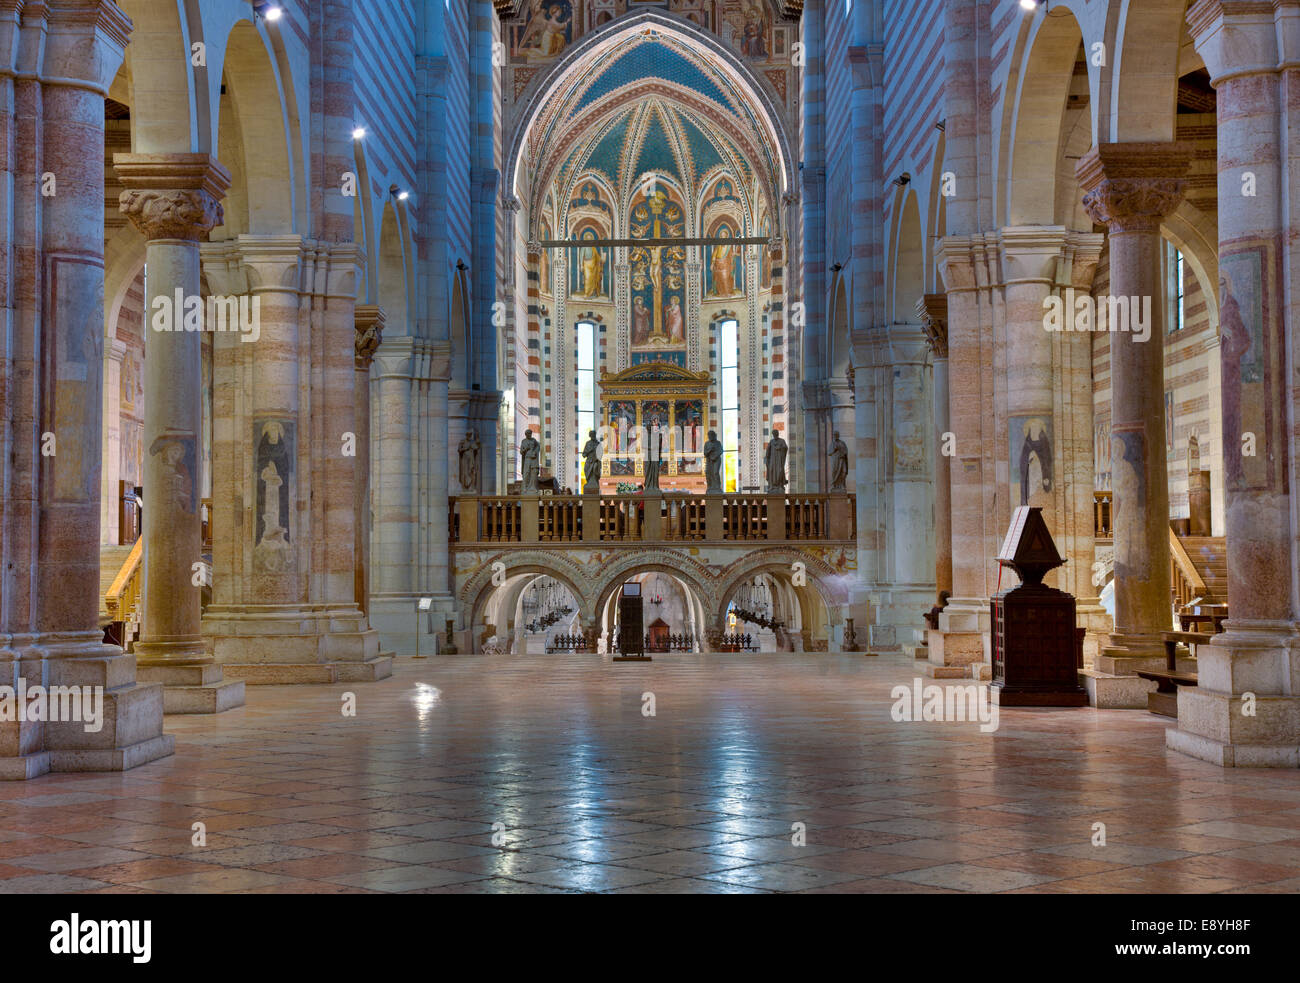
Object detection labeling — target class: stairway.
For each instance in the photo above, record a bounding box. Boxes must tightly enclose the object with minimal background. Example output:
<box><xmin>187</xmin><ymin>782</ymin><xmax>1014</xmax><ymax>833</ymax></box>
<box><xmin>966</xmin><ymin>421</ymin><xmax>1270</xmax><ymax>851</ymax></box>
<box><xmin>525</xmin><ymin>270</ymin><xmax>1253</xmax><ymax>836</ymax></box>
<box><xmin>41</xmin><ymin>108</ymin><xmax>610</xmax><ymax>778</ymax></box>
<box><xmin>99</xmin><ymin>544</ymin><xmax>136</xmax><ymax>624</ymax></box>
<box><xmin>1179</xmin><ymin>536</ymin><xmax>1229</xmax><ymax>603</ymax></box>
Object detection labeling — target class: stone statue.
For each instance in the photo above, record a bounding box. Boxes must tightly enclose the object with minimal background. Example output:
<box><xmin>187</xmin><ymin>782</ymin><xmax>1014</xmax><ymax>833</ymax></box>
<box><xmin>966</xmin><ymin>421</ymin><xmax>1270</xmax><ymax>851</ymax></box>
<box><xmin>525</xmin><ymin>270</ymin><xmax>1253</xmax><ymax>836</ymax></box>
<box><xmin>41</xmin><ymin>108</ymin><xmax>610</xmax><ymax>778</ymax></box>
<box><xmin>828</xmin><ymin>431</ymin><xmax>848</xmax><ymax>492</ymax></box>
<box><xmin>519</xmin><ymin>429</ymin><xmax>540</xmax><ymax>493</ymax></box>
<box><xmin>764</xmin><ymin>430</ymin><xmax>788</xmax><ymax>493</ymax></box>
<box><xmin>1187</xmin><ymin>433</ymin><xmax>1200</xmax><ymax>475</ymax></box>
<box><xmin>704</xmin><ymin>429</ymin><xmax>723</xmax><ymax>493</ymax></box>
<box><xmin>643</xmin><ymin>418</ymin><xmax>664</xmax><ymax>492</ymax></box>
<box><xmin>458</xmin><ymin>429</ymin><xmax>480</xmax><ymax>493</ymax></box>
<box><xmin>581</xmin><ymin>429</ymin><xmax>603</xmax><ymax>494</ymax></box>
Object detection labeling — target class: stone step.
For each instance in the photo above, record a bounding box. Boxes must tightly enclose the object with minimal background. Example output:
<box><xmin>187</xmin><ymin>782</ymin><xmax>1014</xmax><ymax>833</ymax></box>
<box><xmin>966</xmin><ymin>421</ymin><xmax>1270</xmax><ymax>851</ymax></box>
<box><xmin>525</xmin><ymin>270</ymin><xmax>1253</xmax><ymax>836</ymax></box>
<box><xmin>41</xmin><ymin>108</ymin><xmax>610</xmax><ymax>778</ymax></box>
<box><xmin>1079</xmin><ymin>668</ymin><xmax>1158</xmax><ymax>709</ymax></box>
<box><xmin>335</xmin><ymin>655</ymin><xmax>394</xmax><ymax>682</ymax></box>
<box><xmin>161</xmin><ymin>680</ymin><xmax>247</xmax><ymax>715</ymax></box>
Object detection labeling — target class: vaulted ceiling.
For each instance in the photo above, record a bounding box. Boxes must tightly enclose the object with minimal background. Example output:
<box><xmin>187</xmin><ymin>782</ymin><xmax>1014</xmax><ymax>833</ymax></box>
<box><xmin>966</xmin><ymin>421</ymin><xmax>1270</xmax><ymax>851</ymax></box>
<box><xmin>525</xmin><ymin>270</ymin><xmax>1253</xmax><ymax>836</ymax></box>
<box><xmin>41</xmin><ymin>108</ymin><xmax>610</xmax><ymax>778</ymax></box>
<box><xmin>525</xmin><ymin>29</ymin><xmax>784</xmax><ymax>238</ymax></box>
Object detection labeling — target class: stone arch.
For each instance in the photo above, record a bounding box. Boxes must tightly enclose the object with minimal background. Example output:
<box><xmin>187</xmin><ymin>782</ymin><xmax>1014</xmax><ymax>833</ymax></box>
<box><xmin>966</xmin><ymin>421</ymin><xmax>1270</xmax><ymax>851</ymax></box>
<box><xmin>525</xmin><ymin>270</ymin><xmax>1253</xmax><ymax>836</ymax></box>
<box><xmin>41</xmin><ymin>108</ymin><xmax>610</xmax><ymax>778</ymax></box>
<box><xmin>211</xmin><ymin>18</ymin><xmax>300</xmax><ymax>235</ymax></box>
<box><xmin>1105</xmin><ymin>0</ymin><xmax>1188</xmax><ymax>142</ymax></box>
<box><xmin>378</xmin><ymin>201</ymin><xmax>412</xmax><ymax>334</ymax></box>
<box><xmin>890</xmin><ymin>188</ymin><xmax>925</xmax><ymax>324</ymax></box>
<box><xmin>1002</xmin><ymin>5</ymin><xmax>1089</xmax><ymax>226</ymax></box>
<box><xmin>118</xmin><ymin>0</ymin><xmax>203</xmax><ymax>153</ymax></box>
<box><xmin>505</xmin><ymin>8</ymin><xmax>795</xmax><ymax>237</ymax></box>
<box><xmin>589</xmin><ymin>548</ymin><xmax>718</xmax><ymax>631</ymax></box>
<box><xmin>460</xmin><ymin>551</ymin><xmax>595</xmax><ymax>630</ymax></box>
<box><xmin>450</xmin><ymin>268</ymin><xmax>471</xmax><ymax>389</ymax></box>
<box><xmin>826</xmin><ymin>271</ymin><xmax>850</xmax><ymax>379</ymax></box>
<box><xmin>713</xmin><ymin>549</ymin><xmax>849</xmax><ymax>633</ymax></box>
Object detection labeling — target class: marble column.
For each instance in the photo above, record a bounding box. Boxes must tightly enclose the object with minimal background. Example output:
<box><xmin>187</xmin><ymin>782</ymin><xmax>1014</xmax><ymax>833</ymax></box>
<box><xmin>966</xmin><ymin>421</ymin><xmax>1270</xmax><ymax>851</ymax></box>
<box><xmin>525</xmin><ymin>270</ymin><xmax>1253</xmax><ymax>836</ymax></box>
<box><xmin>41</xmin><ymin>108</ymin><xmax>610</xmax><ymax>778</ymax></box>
<box><xmin>1</xmin><ymin>0</ymin><xmax>173</xmax><ymax>776</ymax></box>
<box><xmin>115</xmin><ymin>155</ymin><xmax>227</xmax><ymax>666</ymax></box>
<box><xmin>101</xmin><ymin>338</ymin><xmax>127</xmax><ymax>544</ymax></box>
<box><xmin>929</xmin><ymin>236</ymin><xmax>999</xmax><ymax>668</ymax></box>
<box><xmin>201</xmin><ymin>236</ymin><xmax>384</xmax><ymax>682</ymax></box>
<box><xmin>354</xmin><ymin>304</ymin><xmax>384</xmax><ymax>618</ymax></box>
<box><xmin>1170</xmin><ymin>1</ymin><xmax>1300</xmax><ymax>765</ymax></box>
<box><xmin>917</xmin><ymin>296</ymin><xmax>951</xmax><ymax>604</ymax></box>
<box><xmin>1077</xmin><ymin>143</ymin><xmax>1189</xmax><ymax>673</ymax></box>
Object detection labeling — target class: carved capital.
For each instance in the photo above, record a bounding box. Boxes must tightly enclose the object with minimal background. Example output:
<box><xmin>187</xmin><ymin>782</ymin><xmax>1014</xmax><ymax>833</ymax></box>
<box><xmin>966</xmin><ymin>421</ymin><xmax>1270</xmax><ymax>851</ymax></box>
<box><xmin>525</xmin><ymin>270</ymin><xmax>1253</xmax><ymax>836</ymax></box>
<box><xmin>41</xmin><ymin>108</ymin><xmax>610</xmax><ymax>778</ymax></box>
<box><xmin>119</xmin><ymin>188</ymin><xmax>223</xmax><ymax>241</ymax></box>
<box><xmin>355</xmin><ymin>304</ymin><xmax>386</xmax><ymax>368</ymax></box>
<box><xmin>114</xmin><ymin>153</ymin><xmax>231</xmax><ymax>242</ymax></box>
<box><xmin>915</xmin><ymin>294</ymin><xmax>948</xmax><ymax>358</ymax></box>
<box><xmin>1076</xmin><ymin>143</ymin><xmax>1191</xmax><ymax>234</ymax></box>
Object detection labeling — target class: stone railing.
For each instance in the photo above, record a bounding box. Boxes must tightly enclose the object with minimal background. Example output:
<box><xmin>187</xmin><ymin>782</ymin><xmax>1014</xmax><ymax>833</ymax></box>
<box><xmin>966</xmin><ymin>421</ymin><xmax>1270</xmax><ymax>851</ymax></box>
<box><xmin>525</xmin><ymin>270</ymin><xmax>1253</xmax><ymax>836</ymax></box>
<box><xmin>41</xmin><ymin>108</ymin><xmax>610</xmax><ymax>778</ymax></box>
<box><xmin>449</xmin><ymin>493</ymin><xmax>856</xmax><ymax>545</ymax></box>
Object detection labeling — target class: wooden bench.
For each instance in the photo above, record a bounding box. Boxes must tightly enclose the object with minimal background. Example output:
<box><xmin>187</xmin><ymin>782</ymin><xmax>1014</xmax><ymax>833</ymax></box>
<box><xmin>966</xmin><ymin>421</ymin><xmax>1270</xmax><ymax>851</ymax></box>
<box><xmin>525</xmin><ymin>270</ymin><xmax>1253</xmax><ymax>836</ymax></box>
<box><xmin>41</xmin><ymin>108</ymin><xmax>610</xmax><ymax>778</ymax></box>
<box><xmin>1135</xmin><ymin>631</ymin><xmax>1211</xmax><ymax>718</ymax></box>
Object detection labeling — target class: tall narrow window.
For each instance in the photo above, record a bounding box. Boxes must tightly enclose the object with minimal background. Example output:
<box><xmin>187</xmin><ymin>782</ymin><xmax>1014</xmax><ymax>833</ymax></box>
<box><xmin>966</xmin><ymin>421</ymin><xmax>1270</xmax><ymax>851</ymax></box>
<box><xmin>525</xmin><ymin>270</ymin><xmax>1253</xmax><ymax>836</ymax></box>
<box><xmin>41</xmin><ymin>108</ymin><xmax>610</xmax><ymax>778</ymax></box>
<box><xmin>1166</xmin><ymin>241</ymin><xmax>1186</xmax><ymax>334</ymax></box>
<box><xmin>720</xmin><ymin>318</ymin><xmax>739</xmax><ymax>492</ymax></box>
<box><xmin>576</xmin><ymin>320</ymin><xmax>596</xmax><ymax>483</ymax></box>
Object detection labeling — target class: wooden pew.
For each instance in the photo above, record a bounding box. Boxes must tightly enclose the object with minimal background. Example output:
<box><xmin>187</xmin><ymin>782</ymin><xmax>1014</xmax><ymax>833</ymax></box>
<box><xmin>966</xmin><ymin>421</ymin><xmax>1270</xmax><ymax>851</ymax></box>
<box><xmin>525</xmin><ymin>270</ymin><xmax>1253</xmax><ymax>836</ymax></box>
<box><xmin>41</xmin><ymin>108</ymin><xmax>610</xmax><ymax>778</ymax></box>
<box><xmin>1136</xmin><ymin>631</ymin><xmax>1212</xmax><ymax>717</ymax></box>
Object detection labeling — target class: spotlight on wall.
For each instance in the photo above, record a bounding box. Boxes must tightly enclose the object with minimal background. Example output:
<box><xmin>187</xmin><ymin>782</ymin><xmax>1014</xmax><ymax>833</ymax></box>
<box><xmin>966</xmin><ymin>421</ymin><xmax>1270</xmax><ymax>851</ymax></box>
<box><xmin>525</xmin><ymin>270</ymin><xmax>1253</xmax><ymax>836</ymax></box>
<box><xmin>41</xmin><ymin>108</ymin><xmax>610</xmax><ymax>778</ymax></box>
<box><xmin>830</xmin><ymin>263</ymin><xmax>843</xmax><ymax>273</ymax></box>
<box><xmin>253</xmin><ymin>2</ymin><xmax>283</xmax><ymax>21</ymax></box>
<box><xmin>397</xmin><ymin>190</ymin><xmax>410</xmax><ymax>201</ymax></box>
<box><xmin>352</xmin><ymin>126</ymin><xmax>367</xmax><ymax>140</ymax></box>
<box><xmin>1019</xmin><ymin>0</ymin><xmax>1039</xmax><ymax>10</ymax></box>
<box><xmin>893</xmin><ymin>173</ymin><xmax>911</xmax><ymax>187</ymax></box>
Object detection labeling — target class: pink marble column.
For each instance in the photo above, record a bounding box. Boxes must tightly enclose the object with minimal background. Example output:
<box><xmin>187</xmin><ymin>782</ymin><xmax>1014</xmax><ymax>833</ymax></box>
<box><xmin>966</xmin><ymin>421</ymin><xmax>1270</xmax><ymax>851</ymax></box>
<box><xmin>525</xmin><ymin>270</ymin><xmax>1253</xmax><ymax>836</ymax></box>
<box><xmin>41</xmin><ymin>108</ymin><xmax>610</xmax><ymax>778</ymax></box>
<box><xmin>1170</xmin><ymin>1</ymin><xmax>1300</xmax><ymax>765</ymax></box>
<box><xmin>1077</xmin><ymin>144</ymin><xmax>1189</xmax><ymax>673</ymax></box>
<box><xmin>115</xmin><ymin>154</ymin><xmax>229</xmax><ymax>666</ymax></box>
<box><xmin>1</xmin><ymin>0</ymin><xmax>173</xmax><ymax>775</ymax></box>
<box><xmin>354</xmin><ymin>304</ymin><xmax>384</xmax><ymax>617</ymax></box>
<box><xmin>917</xmin><ymin>296</ymin><xmax>952</xmax><ymax>603</ymax></box>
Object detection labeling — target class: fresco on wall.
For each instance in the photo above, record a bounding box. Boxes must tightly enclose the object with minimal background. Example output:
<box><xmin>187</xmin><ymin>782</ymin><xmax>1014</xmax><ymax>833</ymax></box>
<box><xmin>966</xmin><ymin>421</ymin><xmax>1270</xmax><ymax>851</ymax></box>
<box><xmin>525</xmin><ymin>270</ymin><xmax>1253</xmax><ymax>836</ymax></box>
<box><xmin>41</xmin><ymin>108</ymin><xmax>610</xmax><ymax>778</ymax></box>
<box><xmin>629</xmin><ymin>188</ymin><xmax>687</xmax><ymax>356</ymax></box>
<box><xmin>253</xmin><ymin>418</ymin><xmax>295</xmax><ymax>573</ymax></box>
<box><xmin>1011</xmin><ymin>415</ymin><xmax>1054</xmax><ymax>509</ymax></box>
<box><xmin>538</xmin><ymin>217</ymin><xmax>553</xmax><ymax>296</ymax></box>
<box><xmin>569</xmin><ymin>226</ymin><xmax>610</xmax><ymax>299</ymax></box>
<box><xmin>706</xmin><ymin>224</ymin><xmax>743</xmax><ymax>298</ymax></box>
<box><xmin>516</xmin><ymin>0</ymin><xmax>573</xmax><ymax>60</ymax></box>
<box><xmin>1219</xmin><ymin>244</ymin><xmax>1282</xmax><ymax>493</ymax></box>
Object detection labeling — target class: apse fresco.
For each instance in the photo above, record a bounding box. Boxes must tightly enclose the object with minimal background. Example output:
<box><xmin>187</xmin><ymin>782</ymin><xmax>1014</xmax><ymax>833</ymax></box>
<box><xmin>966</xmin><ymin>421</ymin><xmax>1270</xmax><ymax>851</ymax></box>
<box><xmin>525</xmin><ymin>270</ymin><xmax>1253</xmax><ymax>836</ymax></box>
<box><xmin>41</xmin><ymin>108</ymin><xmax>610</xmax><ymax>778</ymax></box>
<box><xmin>629</xmin><ymin>187</ymin><xmax>687</xmax><ymax>355</ymax></box>
<box><xmin>569</xmin><ymin>226</ymin><xmax>610</xmax><ymax>299</ymax></box>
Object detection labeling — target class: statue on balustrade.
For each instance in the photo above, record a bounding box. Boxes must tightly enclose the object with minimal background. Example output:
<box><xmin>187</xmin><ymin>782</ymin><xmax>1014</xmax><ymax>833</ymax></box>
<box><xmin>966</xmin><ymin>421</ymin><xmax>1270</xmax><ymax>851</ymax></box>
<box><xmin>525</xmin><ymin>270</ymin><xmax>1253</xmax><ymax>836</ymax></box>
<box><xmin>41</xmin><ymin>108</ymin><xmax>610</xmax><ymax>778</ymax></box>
<box><xmin>582</xmin><ymin>430</ymin><xmax>603</xmax><ymax>494</ymax></box>
<box><xmin>765</xmin><ymin>429</ymin><xmax>788</xmax><ymax>493</ymax></box>
<box><xmin>828</xmin><ymin>431</ymin><xmax>848</xmax><ymax>492</ymax></box>
<box><xmin>458</xmin><ymin>429</ymin><xmax>480</xmax><ymax>493</ymax></box>
<box><xmin>520</xmin><ymin>429</ymin><xmax>540</xmax><ymax>493</ymax></box>
<box><xmin>704</xmin><ymin>429</ymin><xmax>723</xmax><ymax>493</ymax></box>
<box><xmin>643</xmin><ymin>417</ymin><xmax>665</xmax><ymax>492</ymax></box>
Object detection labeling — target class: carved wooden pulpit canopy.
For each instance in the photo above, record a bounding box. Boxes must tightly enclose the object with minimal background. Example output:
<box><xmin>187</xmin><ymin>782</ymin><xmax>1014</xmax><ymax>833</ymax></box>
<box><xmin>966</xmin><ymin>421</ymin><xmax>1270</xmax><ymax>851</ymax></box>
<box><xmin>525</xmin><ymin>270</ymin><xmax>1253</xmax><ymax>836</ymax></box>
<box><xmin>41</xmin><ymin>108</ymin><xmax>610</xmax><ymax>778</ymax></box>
<box><xmin>598</xmin><ymin>362</ymin><xmax>712</xmax><ymax>493</ymax></box>
<box><xmin>997</xmin><ymin>506</ymin><xmax>1065</xmax><ymax>586</ymax></box>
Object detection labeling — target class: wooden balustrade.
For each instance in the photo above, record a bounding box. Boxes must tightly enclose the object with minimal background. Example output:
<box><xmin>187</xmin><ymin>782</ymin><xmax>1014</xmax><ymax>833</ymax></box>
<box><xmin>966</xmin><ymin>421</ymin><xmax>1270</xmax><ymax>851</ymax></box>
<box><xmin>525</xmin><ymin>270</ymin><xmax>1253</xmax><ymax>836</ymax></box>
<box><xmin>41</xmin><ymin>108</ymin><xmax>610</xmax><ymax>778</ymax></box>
<box><xmin>104</xmin><ymin>536</ymin><xmax>143</xmax><ymax>625</ymax></box>
<box><xmin>449</xmin><ymin>493</ymin><xmax>855</xmax><ymax>546</ymax></box>
<box><xmin>539</xmin><ymin>497</ymin><xmax>582</xmax><ymax>542</ymax></box>
<box><xmin>1093</xmin><ymin>490</ymin><xmax>1113</xmax><ymax>541</ymax></box>
<box><xmin>1169</xmin><ymin>527</ymin><xmax>1207</xmax><ymax>613</ymax></box>
<box><xmin>479</xmin><ymin>497</ymin><xmax>522</xmax><ymax>542</ymax></box>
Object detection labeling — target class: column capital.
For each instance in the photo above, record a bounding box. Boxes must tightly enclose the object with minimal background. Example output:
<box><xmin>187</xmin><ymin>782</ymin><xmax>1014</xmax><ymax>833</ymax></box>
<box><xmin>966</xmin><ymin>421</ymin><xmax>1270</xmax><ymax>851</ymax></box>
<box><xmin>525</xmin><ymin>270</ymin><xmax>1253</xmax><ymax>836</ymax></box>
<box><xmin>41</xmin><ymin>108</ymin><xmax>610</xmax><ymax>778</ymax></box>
<box><xmin>200</xmin><ymin>234</ymin><xmax>306</xmax><ymax>293</ymax></box>
<box><xmin>1187</xmin><ymin>0</ymin><xmax>1285</xmax><ymax>81</ymax></box>
<box><xmin>41</xmin><ymin>0</ymin><xmax>132</xmax><ymax>90</ymax></box>
<box><xmin>114</xmin><ymin>153</ymin><xmax>231</xmax><ymax>242</ymax></box>
<box><xmin>915</xmin><ymin>294</ymin><xmax>948</xmax><ymax>358</ymax></box>
<box><xmin>1076</xmin><ymin>143</ymin><xmax>1191</xmax><ymax>234</ymax></box>
<box><xmin>355</xmin><ymin>304</ymin><xmax>386</xmax><ymax>369</ymax></box>
<box><xmin>998</xmin><ymin>225</ymin><xmax>1071</xmax><ymax>283</ymax></box>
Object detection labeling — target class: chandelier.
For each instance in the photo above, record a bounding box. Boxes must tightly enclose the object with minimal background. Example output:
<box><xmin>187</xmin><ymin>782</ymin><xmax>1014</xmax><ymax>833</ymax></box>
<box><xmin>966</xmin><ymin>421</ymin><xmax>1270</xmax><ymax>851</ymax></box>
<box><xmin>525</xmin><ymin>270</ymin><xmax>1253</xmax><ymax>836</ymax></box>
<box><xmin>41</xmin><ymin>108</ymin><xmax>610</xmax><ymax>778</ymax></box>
<box><xmin>731</xmin><ymin>578</ymin><xmax>783</xmax><ymax>631</ymax></box>
<box><xmin>523</xmin><ymin>578</ymin><xmax>574</xmax><ymax>633</ymax></box>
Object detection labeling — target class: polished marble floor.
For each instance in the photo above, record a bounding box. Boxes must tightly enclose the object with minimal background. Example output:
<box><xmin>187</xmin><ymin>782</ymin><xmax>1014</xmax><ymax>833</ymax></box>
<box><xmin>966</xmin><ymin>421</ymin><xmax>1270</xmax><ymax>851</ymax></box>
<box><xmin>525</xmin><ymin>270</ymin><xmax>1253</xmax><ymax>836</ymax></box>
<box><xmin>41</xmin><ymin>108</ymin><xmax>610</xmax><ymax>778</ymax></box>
<box><xmin>2</xmin><ymin>652</ymin><xmax>1300</xmax><ymax>893</ymax></box>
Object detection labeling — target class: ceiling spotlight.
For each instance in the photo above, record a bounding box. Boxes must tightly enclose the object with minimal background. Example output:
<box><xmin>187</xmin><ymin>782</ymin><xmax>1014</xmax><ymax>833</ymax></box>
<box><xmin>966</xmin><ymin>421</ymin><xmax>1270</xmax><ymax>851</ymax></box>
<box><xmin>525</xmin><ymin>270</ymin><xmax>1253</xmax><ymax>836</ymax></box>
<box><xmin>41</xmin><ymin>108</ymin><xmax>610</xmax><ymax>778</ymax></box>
<box><xmin>352</xmin><ymin>126</ymin><xmax>366</xmax><ymax>140</ymax></box>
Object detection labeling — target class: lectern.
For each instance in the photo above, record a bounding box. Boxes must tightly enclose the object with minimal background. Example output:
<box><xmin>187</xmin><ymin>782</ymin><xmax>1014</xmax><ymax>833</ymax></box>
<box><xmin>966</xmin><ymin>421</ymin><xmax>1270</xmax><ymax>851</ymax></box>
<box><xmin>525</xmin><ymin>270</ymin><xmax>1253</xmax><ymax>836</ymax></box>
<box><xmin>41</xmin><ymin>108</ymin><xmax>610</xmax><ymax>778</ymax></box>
<box><xmin>614</xmin><ymin>582</ymin><xmax>651</xmax><ymax>662</ymax></box>
<box><xmin>990</xmin><ymin>506</ymin><xmax>1088</xmax><ymax>706</ymax></box>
